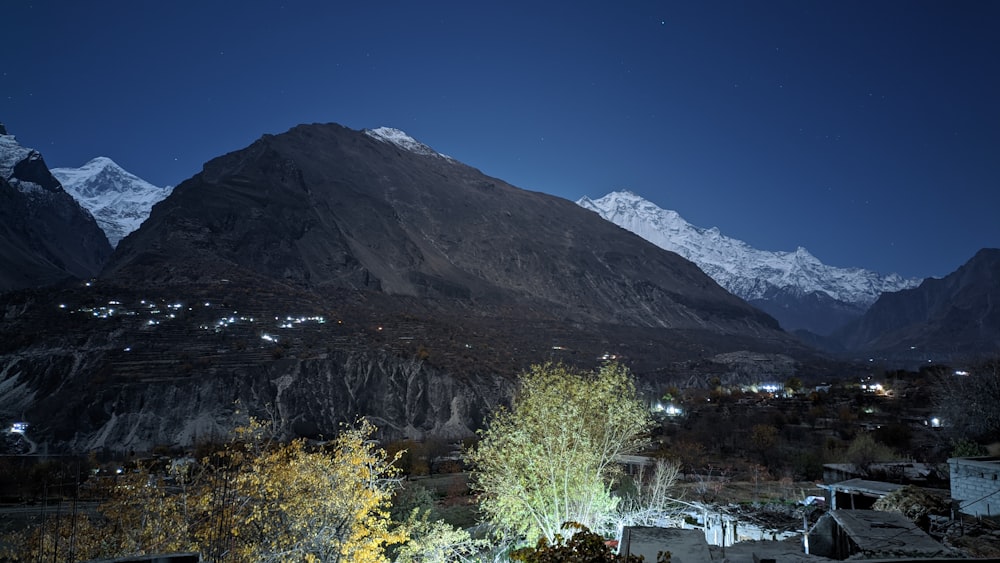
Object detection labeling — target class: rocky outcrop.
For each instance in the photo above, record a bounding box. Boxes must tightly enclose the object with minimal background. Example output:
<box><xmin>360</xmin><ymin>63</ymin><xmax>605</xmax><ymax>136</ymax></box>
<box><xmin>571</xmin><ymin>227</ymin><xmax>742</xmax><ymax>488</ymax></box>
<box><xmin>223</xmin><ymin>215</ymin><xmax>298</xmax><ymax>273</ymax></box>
<box><xmin>0</xmin><ymin>335</ymin><xmax>511</xmax><ymax>454</ymax></box>
<box><xmin>0</xmin><ymin>130</ymin><xmax>112</xmax><ymax>292</ymax></box>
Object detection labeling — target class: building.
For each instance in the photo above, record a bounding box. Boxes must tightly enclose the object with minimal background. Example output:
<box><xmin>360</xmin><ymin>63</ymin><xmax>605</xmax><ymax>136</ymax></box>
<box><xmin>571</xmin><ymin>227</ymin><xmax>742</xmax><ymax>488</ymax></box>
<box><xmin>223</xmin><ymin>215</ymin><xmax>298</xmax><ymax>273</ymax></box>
<box><xmin>949</xmin><ymin>456</ymin><xmax>1000</xmax><ymax>518</ymax></box>
<box><xmin>819</xmin><ymin>478</ymin><xmax>902</xmax><ymax>510</ymax></box>
<box><xmin>805</xmin><ymin>510</ymin><xmax>956</xmax><ymax>560</ymax></box>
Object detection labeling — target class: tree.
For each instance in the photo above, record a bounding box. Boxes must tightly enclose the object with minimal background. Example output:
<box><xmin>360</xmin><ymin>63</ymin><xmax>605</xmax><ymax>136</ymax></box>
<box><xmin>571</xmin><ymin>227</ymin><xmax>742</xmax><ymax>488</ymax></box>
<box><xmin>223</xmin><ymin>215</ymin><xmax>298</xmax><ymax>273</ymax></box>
<box><xmin>1</xmin><ymin>418</ymin><xmax>407</xmax><ymax>563</ymax></box>
<box><xmin>1</xmin><ymin>463</ymin><xmax>200</xmax><ymax>562</ymax></box>
<box><xmin>934</xmin><ymin>359</ymin><xmax>1000</xmax><ymax>442</ymax></box>
<box><xmin>784</xmin><ymin>376</ymin><xmax>803</xmax><ymax>394</ymax></box>
<box><xmin>466</xmin><ymin>362</ymin><xmax>653</xmax><ymax>544</ymax></box>
<box><xmin>615</xmin><ymin>458</ymin><xmax>684</xmax><ymax>528</ymax></box>
<box><xmin>749</xmin><ymin>424</ymin><xmax>778</xmax><ymax>464</ymax></box>
<box><xmin>394</xmin><ymin>510</ymin><xmax>488</xmax><ymax>563</ymax></box>
<box><xmin>843</xmin><ymin>433</ymin><xmax>898</xmax><ymax>473</ymax></box>
<box><xmin>199</xmin><ymin>418</ymin><xmax>407</xmax><ymax>563</ymax></box>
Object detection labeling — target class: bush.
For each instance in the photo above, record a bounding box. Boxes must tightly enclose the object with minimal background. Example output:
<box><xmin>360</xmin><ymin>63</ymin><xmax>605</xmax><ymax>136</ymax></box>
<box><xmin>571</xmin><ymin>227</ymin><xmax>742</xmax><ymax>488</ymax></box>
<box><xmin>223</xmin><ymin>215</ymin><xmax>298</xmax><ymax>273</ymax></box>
<box><xmin>510</xmin><ymin>522</ymin><xmax>653</xmax><ymax>563</ymax></box>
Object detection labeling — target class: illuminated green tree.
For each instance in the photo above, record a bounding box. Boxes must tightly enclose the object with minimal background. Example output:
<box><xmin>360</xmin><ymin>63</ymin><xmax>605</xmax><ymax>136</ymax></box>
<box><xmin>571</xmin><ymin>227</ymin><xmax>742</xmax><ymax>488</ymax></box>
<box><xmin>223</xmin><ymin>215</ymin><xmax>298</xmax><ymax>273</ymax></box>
<box><xmin>466</xmin><ymin>362</ymin><xmax>652</xmax><ymax>544</ymax></box>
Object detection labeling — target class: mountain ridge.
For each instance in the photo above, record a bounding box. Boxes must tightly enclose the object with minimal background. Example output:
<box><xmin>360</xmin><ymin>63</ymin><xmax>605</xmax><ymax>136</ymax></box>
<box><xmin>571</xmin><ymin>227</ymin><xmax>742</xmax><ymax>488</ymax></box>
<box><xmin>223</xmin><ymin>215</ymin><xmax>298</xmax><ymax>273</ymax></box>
<box><xmin>833</xmin><ymin>247</ymin><xmax>1000</xmax><ymax>364</ymax></box>
<box><xmin>0</xmin><ymin>122</ymin><xmax>823</xmax><ymax>454</ymax></box>
<box><xmin>0</xmin><ymin>128</ymin><xmax>112</xmax><ymax>291</ymax></box>
<box><xmin>105</xmin><ymin>123</ymin><xmax>784</xmax><ymax>335</ymax></box>
<box><xmin>52</xmin><ymin>157</ymin><xmax>172</xmax><ymax>247</ymax></box>
<box><xmin>577</xmin><ymin>190</ymin><xmax>921</xmax><ymax>334</ymax></box>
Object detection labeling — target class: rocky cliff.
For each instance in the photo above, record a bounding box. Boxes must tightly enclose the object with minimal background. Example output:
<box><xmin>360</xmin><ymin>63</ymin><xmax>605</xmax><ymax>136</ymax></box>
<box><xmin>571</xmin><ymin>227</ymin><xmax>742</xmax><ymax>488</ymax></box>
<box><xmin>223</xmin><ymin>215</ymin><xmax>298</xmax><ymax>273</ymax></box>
<box><xmin>0</xmin><ymin>127</ymin><xmax>112</xmax><ymax>291</ymax></box>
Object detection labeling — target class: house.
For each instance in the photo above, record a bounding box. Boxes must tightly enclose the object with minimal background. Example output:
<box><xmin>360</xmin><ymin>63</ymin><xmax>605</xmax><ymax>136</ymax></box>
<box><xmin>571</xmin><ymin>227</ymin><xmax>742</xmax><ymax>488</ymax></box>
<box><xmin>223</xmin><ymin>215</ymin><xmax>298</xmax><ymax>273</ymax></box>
<box><xmin>819</xmin><ymin>478</ymin><xmax>902</xmax><ymax>510</ymax></box>
<box><xmin>805</xmin><ymin>510</ymin><xmax>956</xmax><ymax>560</ymax></box>
<box><xmin>822</xmin><ymin>462</ymin><xmax>946</xmax><ymax>486</ymax></box>
<box><xmin>617</xmin><ymin>527</ymin><xmax>711</xmax><ymax>563</ymax></box>
<box><xmin>948</xmin><ymin>456</ymin><xmax>1000</xmax><ymax>517</ymax></box>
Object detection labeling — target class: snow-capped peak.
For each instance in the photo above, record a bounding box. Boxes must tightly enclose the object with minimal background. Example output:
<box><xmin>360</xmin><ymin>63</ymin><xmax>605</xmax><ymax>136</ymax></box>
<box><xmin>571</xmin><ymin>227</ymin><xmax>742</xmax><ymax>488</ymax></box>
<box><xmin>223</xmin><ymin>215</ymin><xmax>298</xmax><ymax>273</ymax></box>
<box><xmin>52</xmin><ymin>158</ymin><xmax>172</xmax><ymax>247</ymax></box>
<box><xmin>365</xmin><ymin>127</ymin><xmax>454</xmax><ymax>161</ymax></box>
<box><xmin>578</xmin><ymin>190</ymin><xmax>922</xmax><ymax>307</ymax></box>
<box><xmin>52</xmin><ymin>157</ymin><xmax>162</xmax><ymax>198</ymax></box>
<box><xmin>0</xmin><ymin>132</ymin><xmax>33</xmax><ymax>180</ymax></box>
<box><xmin>0</xmin><ymin>132</ymin><xmax>61</xmax><ymax>194</ymax></box>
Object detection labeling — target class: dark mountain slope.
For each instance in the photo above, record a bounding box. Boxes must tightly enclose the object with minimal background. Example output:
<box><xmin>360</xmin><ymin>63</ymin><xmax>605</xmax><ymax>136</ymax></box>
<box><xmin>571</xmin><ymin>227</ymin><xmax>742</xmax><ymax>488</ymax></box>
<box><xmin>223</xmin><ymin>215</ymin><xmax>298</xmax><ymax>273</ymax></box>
<box><xmin>107</xmin><ymin>123</ymin><xmax>778</xmax><ymax>334</ymax></box>
<box><xmin>0</xmin><ymin>123</ymin><xmax>821</xmax><ymax>454</ymax></box>
<box><xmin>835</xmin><ymin>248</ymin><xmax>1000</xmax><ymax>363</ymax></box>
<box><xmin>0</xmin><ymin>127</ymin><xmax>112</xmax><ymax>292</ymax></box>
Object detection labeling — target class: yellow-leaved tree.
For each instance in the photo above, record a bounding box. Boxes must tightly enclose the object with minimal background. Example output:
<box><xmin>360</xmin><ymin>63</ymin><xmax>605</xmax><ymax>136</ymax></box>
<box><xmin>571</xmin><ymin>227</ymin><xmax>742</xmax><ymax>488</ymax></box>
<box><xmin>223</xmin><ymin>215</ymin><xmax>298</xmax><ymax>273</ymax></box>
<box><xmin>197</xmin><ymin>417</ymin><xmax>407</xmax><ymax>563</ymax></box>
<box><xmin>466</xmin><ymin>362</ymin><xmax>652</xmax><ymax>544</ymax></box>
<box><xmin>2</xmin><ymin>417</ymin><xmax>407</xmax><ymax>563</ymax></box>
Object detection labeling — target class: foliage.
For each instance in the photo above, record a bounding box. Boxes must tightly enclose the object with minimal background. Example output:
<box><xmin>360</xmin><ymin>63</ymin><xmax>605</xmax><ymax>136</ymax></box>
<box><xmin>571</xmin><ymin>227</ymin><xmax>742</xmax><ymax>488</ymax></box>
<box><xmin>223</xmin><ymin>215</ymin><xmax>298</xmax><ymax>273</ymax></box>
<box><xmin>199</xmin><ymin>417</ymin><xmax>407</xmax><ymax>562</ymax></box>
<box><xmin>391</xmin><ymin>482</ymin><xmax>439</xmax><ymax>522</ymax></box>
<box><xmin>1</xmin><ymin>418</ymin><xmax>406</xmax><ymax>563</ymax></box>
<box><xmin>466</xmin><ymin>362</ymin><xmax>653</xmax><ymax>543</ymax></box>
<box><xmin>950</xmin><ymin>438</ymin><xmax>988</xmax><ymax>458</ymax></box>
<box><xmin>843</xmin><ymin>432</ymin><xmax>898</xmax><ymax>472</ymax></box>
<box><xmin>661</xmin><ymin>438</ymin><xmax>705</xmax><ymax>472</ymax></box>
<box><xmin>510</xmin><ymin>522</ymin><xmax>652</xmax><ymax>563</ymax></box>
<box><xmin>1</xmin><ymin>464</ymin><xmax>200</xmax><ymax>562</ymax></box>
<box><xmin>784</xmin><ymin>377</ymin><xmax>803</xmax><ymax>394</ymax></box>
<box><xmin>749</xmin><ymin>424</ymin><xmax>778</xmax><ymax>462</ymax></box>
<box><xmin>933</xmin><ymin>360</ymin><xmax>1000</xmax><ymax>441</ymax></box>
<box><xmin>394</xmin><ymin>509</ymin><xmax>488</xmax><ymax>563</ymax></box>
<box><xmin>616</xmin><ymin>458</ymin><xmax>684</xmax><ymax>528</ymax></box>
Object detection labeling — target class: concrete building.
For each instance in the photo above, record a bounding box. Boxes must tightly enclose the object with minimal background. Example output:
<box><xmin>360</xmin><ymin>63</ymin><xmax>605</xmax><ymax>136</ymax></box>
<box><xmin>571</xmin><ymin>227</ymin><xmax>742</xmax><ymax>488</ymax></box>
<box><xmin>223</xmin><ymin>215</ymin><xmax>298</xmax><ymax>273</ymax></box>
<box><xmin>820</xmin><ymin>478</ymin><xmax>902</xmax><ymax>510</ymax></box>
<box><xmin>949</xmin><ymin>456</ymin><xmax>1000</xmax><ymax>517</ymax></box>
<box><xmin>805</xmin><ymin>510</ymin><xmax>956</xmax><ymax>560</ymax></box>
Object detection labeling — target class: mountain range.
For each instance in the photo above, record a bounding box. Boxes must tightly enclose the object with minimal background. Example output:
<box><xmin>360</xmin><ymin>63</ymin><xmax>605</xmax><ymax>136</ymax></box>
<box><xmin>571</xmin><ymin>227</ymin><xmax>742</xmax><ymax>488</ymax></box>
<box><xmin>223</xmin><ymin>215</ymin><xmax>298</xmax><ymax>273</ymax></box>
<box><xmin>103</xmin><ymin>124</ymin><xmax>787</xmax><ymax>335</ymax></box>
<box><xmin>578</xmin><ymin>191</ymin><xmax>922</xmax><ymax>335</ymax></box>
<box><xmin>52</xmin><ymin>157</ymin><xmax>172</xmax><ymax>247</ymax></box>
<box><xmin>0</xmin><ymin>123</ymin><xmax>813</xmax><ymax>453</ymax></box>
<box><xmin>0</xmin><ymin>121</ymin><xmax>995</xmax><ymax>454</ymax></box>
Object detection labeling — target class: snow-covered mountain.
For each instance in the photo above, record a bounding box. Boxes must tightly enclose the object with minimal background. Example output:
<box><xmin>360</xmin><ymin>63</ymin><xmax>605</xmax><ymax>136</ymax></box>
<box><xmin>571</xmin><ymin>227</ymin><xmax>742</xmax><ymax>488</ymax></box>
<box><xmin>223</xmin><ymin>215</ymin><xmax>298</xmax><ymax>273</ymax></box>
<box><xmin>52</xmin><ymin>157</ymin><xmax>172</xmax><ymax>247</ymax></box>
<box><xmin>577</xmin><ymin>190</ymin><xmax>922</xmax><ymax>334</ymax></box>
<box><xmin>365</xmin><ymin>126</ymin><xmax>455</xmax><ymax>161</ymax></box>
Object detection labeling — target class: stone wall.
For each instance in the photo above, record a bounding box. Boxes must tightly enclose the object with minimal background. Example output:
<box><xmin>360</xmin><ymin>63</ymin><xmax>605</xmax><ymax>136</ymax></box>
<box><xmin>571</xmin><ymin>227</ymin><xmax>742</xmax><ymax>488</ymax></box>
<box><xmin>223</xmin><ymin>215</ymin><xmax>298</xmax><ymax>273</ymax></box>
<box><xmin>948</xmin><ymin>456</ymin><xmax>1000</xmax><ymax>517</ymax></box>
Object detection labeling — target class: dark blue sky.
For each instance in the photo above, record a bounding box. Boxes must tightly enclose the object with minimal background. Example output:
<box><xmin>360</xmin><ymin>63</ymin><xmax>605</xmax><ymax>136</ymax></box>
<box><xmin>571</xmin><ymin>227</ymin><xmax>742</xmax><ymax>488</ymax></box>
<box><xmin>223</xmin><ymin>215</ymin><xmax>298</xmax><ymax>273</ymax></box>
<box><xmin>3</xmin><ymin>1</ymin><xmax>997</xmax><ymax>279</ymax></box>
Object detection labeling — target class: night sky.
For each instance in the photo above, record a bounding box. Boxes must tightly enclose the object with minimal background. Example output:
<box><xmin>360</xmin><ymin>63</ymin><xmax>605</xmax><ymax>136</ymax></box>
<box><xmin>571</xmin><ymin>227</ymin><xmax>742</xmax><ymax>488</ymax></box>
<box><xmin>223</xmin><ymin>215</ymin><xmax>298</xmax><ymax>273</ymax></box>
<box><xmin>3</xmin><ymin>1</ymin><xmax>997</xmax><ymax>280</ymax></box>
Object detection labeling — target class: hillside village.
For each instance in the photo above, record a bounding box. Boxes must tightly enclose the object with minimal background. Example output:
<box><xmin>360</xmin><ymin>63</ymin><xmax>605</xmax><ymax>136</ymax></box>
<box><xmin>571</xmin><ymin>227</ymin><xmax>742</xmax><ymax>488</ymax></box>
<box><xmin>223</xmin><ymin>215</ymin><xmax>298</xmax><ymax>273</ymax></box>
<box><xmin>3</xmin><ymin>349</ymin><xmax>998</xmax><ymax>561</ymax></box>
